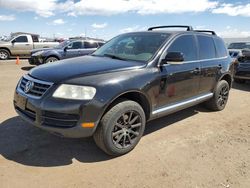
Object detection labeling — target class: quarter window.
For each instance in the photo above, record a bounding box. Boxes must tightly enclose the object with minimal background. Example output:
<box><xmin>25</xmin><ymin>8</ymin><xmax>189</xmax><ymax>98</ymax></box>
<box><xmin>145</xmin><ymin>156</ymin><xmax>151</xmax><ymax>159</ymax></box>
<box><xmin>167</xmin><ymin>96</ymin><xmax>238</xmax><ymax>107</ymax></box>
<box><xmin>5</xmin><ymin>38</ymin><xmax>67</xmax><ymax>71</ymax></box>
<box><xmin>197</xmin><ymin>35</ymin><xmax>216</xmax><ymax>59</ymax></box>
<box><xmin>167</xmin><ymin>35</ymin><xmax>198</xmax><ymax>61</ymax></box>
<box><xmin>14</xmin><ymin>36</ymin><xmax>28</xmax><ymax>43</ymax></box>
<box><xmin>214</xmin><ymin>38</ymin><xmax>228</xmax><ymax>58</ymax></box>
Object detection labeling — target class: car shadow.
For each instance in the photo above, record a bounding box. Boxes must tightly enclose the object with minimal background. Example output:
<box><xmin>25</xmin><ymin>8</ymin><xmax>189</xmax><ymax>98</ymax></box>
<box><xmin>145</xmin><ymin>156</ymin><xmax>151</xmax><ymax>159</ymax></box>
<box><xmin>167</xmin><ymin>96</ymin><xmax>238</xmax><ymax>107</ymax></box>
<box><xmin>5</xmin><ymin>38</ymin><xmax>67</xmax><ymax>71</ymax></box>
<box><xmin>232</xmin><ymin>81</ymin><xmax>250</xmax><ymax>92</ymax></box>
<box><xmin>0</xmin><ymin>105</ymin><xmax>204</xmax><ymax>167</ymax></box>
<box><xmin>21</xmin><ymin>66</ymin><xmax>35</xmax><ymax>71</ymax></box>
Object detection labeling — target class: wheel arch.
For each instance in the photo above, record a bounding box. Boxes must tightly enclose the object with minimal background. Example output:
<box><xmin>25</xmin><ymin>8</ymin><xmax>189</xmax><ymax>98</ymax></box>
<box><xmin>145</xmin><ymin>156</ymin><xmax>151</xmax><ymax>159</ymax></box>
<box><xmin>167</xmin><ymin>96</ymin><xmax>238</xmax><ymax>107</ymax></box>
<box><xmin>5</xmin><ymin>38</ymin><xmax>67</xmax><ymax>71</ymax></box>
<box><xmin>219</xmin><ymin>73</ymin><xmax>232</xmax><ymax>88</ymax></box>
<box><xmin>45</xmin><ymin>55</ymin><xmax>60</xmax><ymax>62</ymax></box>
<box><xmin>0</xmin><ymin>47</ymin><xmax>11</xmax><ymax>56</ymax></box>
<box><xmin>102</xmin><ymin>90</ymin><xmax>152</xmax><ymax>121</ymax></box>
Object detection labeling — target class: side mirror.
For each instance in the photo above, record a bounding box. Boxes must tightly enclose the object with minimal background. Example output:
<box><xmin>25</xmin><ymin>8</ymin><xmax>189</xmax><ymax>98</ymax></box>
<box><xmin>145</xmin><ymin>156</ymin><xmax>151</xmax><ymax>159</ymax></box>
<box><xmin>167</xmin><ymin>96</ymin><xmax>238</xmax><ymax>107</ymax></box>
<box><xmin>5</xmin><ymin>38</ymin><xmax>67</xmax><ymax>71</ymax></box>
<box><xmin>64</xmin><ymin>46</ymin><xmax>68</xmax><ymax>52</ymax></box>
<box><xmin>161</xmin><ymin>52</ymin><xmax>184</xmax><ymax>65</ymax></box>
<box><xmin>11</xmin><ymin>39</ymin><xmax>16</xmax><ymax>44</ymax></box>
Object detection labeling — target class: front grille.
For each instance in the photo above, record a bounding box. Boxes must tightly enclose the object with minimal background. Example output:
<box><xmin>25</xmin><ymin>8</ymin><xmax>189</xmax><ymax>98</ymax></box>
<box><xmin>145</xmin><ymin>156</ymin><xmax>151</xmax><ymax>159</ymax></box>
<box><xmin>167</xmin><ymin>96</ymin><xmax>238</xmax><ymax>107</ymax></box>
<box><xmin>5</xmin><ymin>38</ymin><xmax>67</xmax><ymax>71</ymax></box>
<box><xmin>19</xmin><ymin>75</ymin><xmax>52</xmax><ymax>98</ymax></box>
<box><xmin>41</xmin><ymin>111</ymin><xmax>79</xmax><ymax>128</ymax></box>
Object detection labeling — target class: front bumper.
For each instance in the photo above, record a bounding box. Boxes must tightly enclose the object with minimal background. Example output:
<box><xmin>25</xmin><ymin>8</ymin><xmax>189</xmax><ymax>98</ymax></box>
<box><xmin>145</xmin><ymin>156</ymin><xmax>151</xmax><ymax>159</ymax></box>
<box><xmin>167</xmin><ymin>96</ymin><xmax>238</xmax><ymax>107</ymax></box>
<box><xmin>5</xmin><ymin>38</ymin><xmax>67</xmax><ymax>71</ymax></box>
<box><xmin>29</xmin><ymin>55</ymin><xmax>44</xmax><ymax>65</ymax></box>
<box><xmin>13</xmin><ymin>89</ymin><xmax>104</xmax><ymax>138</ymax></box>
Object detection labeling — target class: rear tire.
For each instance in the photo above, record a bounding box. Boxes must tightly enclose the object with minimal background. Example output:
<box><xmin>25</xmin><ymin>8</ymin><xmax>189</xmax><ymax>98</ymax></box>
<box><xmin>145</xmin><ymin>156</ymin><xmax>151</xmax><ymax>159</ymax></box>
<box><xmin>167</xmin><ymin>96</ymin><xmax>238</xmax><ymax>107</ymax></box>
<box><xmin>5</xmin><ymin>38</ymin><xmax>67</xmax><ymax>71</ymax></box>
<box><xmin>0</xmin><ymin>49</ymin><xmax>10</xmax><ymax>60</ymax></box>
<box><xmin>45</xmin><ymin>56</ymin><xmax>59</xmax><ymax>63</ymax></box>
<box><xmin>205</xmin><ymin>80</ymin><xmax>230</xmax><ymax>111</ymax></box>
<box><xmin>94</xmin><ymin>100</ymin><xmax>146</xmax><ymax>156</ymax></box>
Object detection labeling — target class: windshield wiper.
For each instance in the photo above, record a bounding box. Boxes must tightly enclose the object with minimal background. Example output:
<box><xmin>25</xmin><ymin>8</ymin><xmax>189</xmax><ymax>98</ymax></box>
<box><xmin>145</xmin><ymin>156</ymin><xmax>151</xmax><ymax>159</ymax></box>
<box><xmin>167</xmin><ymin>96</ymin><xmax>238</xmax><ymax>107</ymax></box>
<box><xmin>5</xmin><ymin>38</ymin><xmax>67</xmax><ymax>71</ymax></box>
<box><xmin>103</xmin><ymin>53</ymin><xmax>126</xmax><ymax>61</ymax></box>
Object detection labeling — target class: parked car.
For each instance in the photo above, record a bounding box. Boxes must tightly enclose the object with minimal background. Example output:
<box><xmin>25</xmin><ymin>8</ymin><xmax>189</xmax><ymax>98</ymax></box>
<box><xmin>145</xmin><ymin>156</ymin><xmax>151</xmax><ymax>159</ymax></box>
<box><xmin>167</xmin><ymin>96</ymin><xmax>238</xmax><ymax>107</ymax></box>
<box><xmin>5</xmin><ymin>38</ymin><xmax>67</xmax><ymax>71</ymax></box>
<box><xmin>234</xmin><ymin>50</ymin><xmax>250</xmax><ymax>83</ymax></box>
<box><xmin>228</xmin><ymin>42</ymin><xmax>250</xmax><ymax>50</ymax></box>
<box><xmin>0</xmin><ymin>33</ymin><xmax>58</xmax><ymax>60</ymax></box>
<box><xmin>29</xmin><ymin>39</ymin><xmax>105</xmax><ymax>65</ymax></box>
<box><xmin>14</xmin><ymin>25</ymin><xmax>233</xmax><ymax>156</ymax></box>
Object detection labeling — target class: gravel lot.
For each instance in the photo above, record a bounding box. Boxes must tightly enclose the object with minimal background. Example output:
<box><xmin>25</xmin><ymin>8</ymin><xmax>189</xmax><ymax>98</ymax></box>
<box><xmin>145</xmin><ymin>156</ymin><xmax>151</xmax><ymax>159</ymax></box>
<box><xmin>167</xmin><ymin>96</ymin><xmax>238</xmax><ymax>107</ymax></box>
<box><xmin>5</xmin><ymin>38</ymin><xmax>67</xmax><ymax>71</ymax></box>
<box><xmin>0</xmin><ymin>60</ymin><xmax>249</xmax><ymax>188</ymax></box>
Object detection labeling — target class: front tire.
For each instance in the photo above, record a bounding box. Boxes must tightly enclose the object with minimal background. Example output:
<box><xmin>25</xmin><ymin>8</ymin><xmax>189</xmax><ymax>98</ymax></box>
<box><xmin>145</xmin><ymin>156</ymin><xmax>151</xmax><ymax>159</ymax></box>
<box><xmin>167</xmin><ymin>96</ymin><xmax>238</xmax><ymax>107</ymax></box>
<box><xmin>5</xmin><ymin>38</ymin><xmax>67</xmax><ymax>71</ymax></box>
<box><xmin>205</xmin><ymin>80</ymin><xmax>230</xmax><ymax>111</ymax></box>
<box><xmin>45</xmin><ymin>56</ymin><xmax>59</xmax><ymax>63</ymax></box>
<box><xmin>0</xmin><ymin>49</ymin><xmax>10</xmax><ymax>60</ymax></box>
<box><xmin>94</xmin><ymin>100</ymin><xmax>146</xmax><ymax>156</ymax></box>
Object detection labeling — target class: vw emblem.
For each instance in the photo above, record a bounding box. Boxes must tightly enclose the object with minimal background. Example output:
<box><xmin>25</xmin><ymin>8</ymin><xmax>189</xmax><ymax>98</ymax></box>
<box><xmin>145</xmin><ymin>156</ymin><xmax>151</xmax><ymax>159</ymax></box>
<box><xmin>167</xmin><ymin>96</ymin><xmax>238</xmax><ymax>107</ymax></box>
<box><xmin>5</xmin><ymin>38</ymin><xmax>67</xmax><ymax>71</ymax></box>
<box><xmin>24</xmin><ymin>81</ymin><xmax>34</xmax><ymax>93</ymax></box>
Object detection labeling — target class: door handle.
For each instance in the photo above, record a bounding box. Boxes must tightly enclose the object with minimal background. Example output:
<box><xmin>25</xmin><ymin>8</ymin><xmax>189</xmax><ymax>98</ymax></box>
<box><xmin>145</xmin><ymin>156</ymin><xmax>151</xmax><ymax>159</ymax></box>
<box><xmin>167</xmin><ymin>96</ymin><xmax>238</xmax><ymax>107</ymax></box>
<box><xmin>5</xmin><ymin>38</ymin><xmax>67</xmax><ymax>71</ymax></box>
<box><xmin>190</xmin><ymin>68</ymin><xmax>200</xmax><ymax>74</ymax></box>
<box><xmin>25</xmin><ymin>44</ymin><xmax>30</xmax><ymax>46</ymax></box>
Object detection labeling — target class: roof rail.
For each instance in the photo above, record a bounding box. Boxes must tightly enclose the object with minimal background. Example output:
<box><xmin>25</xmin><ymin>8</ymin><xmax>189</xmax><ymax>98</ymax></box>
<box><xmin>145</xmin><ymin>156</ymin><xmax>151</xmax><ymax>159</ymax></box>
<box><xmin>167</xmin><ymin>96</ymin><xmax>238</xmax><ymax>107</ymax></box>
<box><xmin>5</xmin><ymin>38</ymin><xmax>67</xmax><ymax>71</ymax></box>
<box><xmin>148</xmin><ymin>25</ymin><xmax>193</xmax><ymax>31</ymax></box>
<box><xmin>195</xmin><ymin>30</ymin><xmax>217</xmax><ymax>35</ymax></box>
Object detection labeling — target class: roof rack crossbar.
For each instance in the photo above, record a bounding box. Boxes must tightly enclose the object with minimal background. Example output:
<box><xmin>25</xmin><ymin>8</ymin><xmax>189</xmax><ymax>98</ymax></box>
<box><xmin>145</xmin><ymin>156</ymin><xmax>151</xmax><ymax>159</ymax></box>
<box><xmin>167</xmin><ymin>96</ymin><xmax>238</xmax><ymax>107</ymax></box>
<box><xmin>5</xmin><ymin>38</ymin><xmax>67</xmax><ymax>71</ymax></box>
<box><xmin>148</xmin><ymin>25</ymin><xmax>193</xmax><ymax>31</ymax></box>
<box><xmin>195</xmin><ymin>30</ymin><xmax>216</xmax><ymax>35</ymax></box>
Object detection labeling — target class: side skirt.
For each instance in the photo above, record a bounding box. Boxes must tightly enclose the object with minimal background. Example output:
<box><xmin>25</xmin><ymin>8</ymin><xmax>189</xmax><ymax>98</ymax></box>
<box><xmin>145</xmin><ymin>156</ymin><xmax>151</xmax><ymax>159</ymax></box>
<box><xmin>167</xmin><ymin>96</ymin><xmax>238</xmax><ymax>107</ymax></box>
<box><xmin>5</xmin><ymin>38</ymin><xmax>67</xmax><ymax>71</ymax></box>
<box><xmin>150</xmin><ymin>93</ymin><xmax>213</xmax><ymax>119</ymax></box>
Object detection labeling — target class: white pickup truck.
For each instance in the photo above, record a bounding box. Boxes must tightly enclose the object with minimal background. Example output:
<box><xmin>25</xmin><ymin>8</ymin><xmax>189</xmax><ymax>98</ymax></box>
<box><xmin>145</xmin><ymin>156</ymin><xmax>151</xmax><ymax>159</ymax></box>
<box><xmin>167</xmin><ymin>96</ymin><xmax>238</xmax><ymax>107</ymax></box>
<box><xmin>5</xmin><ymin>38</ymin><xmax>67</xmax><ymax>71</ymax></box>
<box><xmin>0</xmin><ymin>34</ymin><xmax>59</xmax><ymax>60</ymax></box>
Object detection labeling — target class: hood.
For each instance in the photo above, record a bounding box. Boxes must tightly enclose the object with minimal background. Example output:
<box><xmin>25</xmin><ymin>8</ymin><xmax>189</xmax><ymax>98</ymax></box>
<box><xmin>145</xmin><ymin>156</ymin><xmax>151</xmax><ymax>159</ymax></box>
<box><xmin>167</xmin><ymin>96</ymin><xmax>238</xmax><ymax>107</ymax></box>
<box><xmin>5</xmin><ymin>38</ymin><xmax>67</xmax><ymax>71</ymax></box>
<box><xmin>0</xmin><ymin>41</ymin><xmax>9</xmax><ymax>45</ymax></box>
<box><xmin>31</xmin><ymin>48</ymin><xmax>53</xmax><ymax>54</ymax></box>
<box><xmin>29</xmin><ymin>55</ymin><xmax>146</xmax><ymax>83</ymax></box>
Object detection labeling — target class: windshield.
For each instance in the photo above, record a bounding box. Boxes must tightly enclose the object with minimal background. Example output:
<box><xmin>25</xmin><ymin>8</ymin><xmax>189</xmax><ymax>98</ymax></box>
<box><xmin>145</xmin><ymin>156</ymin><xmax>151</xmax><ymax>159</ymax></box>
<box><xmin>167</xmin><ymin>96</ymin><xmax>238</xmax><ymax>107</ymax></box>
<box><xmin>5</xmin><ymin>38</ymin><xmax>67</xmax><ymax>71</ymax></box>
<box><xmin>54</xmin><ymin>40</ymin><xmax>71</xmax><ymax>49</ymax></box>
<box><xmin>93</xmin><ymin>32</ymin><xmax>170</xmax><ymax>62</ymax></box>
<box><xmin>228</xmin><ymin>42</ymin><xmax>250</xmax><ymax>49</ymax></box>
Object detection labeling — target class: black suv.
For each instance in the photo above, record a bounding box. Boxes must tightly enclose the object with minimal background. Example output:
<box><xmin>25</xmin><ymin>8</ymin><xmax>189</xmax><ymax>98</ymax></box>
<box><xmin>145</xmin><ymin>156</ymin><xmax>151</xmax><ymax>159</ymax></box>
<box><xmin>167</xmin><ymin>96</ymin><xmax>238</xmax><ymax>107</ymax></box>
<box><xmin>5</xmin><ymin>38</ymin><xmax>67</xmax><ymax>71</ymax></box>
<box><xmin>14</xmin><ymin>26</ymin><xmax>233</xmax><ymax>156</ymax></box>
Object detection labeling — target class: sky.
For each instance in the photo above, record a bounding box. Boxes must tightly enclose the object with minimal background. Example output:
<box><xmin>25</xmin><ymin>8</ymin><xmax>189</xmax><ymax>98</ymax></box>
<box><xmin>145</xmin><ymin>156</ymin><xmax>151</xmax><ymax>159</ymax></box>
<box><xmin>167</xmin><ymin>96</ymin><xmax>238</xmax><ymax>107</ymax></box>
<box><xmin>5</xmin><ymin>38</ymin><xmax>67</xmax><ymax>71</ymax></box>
<box><xmin>1</xmin><ymin>0</ymin><xmax>250</xmax><ymax>40</ymax></box>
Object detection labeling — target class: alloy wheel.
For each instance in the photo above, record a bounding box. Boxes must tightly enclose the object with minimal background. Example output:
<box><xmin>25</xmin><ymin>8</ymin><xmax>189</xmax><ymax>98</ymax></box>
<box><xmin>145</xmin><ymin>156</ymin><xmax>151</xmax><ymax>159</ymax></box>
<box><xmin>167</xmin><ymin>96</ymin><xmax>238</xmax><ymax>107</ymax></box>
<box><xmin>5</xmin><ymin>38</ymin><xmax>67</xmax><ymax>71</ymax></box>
<box><xmin>112</xmin><ymin>111</ymin><xmax>142</xmax><ymax>149</ymax></box>
<box><xmin>217</xmin><ymin>85</ymin><xmax>229</xmax><ymax>107</ymax></box>
<box><xmin>0</xmin><ymin>51</ymin><xmax>8</xmax><ymax>60</ymax></box>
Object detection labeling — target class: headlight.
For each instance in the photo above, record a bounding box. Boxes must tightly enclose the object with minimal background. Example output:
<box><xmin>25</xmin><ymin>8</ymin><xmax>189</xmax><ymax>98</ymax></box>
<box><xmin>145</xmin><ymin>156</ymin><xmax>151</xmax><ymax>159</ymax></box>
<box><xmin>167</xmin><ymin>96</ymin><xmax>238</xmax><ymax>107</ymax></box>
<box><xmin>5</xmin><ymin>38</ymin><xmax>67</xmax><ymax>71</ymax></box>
<box><xmin>53</xmin><ymin>84</ymin><xmax>96</xmax><ymax>100</ymax></box>
<box><xmin>32</xmin><ymin>50</ymin><xmax>44</xmax><ymax>56</ymax></box>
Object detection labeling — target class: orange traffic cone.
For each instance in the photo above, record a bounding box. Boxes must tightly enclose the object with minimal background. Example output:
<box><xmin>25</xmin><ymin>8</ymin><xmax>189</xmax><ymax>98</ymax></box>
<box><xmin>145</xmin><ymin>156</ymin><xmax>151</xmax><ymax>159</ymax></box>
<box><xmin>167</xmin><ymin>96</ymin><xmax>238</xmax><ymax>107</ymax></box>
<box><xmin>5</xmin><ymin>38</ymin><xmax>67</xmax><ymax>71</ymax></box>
<box><xmin>16</xmin><ymin>56</ymin><xmax>20</xmax><ymax>65</ymax></box>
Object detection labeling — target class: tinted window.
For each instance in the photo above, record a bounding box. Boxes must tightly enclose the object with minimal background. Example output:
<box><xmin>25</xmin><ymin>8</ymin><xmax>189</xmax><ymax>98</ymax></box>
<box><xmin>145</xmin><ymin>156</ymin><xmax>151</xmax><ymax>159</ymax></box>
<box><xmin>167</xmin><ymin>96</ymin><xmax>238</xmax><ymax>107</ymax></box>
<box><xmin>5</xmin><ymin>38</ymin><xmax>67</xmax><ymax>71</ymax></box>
<box><xmin>197</xmin><ymin>35</ymin><xmax>216</xmax><ymax>59</ymax></box>
<box><xmin>167</xmin><ymin>35</ymin><xmax>198</xmax><ymax>61</ymax></box>
<box><xmin>71</xmin><ymin>41</ymin><xmax>82</xmax><ymax>49</ymax></box>
<box><xmin>84</xmin><ymin>42</ymin><xmax>98</xmax><ymax>48</ymax></box>
<box><xmin>214</xmin><ymin>38</ymin><xmax>227</xmax><ymax>58</ymax></box>
<box><xmin>15</xmin><ymin>36</ymin><xmax>28</xmax><ymax>43</ymax></box>
<box><xmin>32</xmin><ymin>35</ymin><xmax>39</xmax><ymax>42</ymax></box>
<box><xmin>67</xmin><ymin>41</ymin><xmax>82</xmax><ymax>49</ymax></box>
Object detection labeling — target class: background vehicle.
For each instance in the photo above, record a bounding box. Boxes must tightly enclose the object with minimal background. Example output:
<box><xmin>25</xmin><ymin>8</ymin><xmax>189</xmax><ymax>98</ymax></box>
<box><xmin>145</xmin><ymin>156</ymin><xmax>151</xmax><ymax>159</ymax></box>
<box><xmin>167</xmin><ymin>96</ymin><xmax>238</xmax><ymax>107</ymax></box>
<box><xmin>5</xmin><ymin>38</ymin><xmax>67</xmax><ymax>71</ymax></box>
<box><xmin>228</xmin><ymin>42</ymin><xmax>250</xmax><ymax>59</ymax></box>
<box><xmin>228</xmin><ymin>42</ymin><xmax>250</xmax><ymax>50</ymax></box>
<box><xmin>234</xmin><ymin>51</ymin><xmax>250</xmax><ymax>83</ymax></box>
<box><xmin>29</xmin><ymin>39</ymin><xmax>105</xmax><ymax>65</ymax></box>
<box><xmin>0</xmin><ymin>33</ymin><xmax>58</xmax><ymax>60</ymax></box>
<box><xmin>14</xmin><ymin>26</ymin><xmax>233</xmax><ymax>156</ymax></box>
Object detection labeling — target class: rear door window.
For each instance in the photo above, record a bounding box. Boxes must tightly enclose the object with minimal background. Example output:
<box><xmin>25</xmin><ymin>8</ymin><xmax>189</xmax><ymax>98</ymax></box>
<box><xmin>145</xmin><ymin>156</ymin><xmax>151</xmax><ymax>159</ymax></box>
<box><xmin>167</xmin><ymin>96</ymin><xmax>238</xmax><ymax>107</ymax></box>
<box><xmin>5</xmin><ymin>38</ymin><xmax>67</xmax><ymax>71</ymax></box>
<box><xmin>84</xmin><ymin>42</ymin><xmax>98</xmax><ymax>48</ymax></box>
<box><xmin>197</xmin><ymin>35</ymin><xmax>216</xmax><ymax>59</ymax></box>
<box><xmin>167</xmin><ymin>35</ymin><xmax>198</xmax><ymax>61</ymax></box>
<box><xmin>15</xmin><ymin>36</ymin><xmax>28</xmax><ymax>43</ymax></box>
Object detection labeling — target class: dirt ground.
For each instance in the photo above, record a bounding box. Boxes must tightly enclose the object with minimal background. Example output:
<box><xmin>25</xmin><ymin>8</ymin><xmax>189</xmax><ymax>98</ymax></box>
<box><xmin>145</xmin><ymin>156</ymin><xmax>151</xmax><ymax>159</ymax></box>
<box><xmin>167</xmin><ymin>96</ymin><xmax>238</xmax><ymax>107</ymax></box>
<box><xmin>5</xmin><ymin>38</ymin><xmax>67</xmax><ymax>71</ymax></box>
<box><xmin>0</xmin><ymin>60</ymin><xmax>249</xmax><ymax>188</ymax></box>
